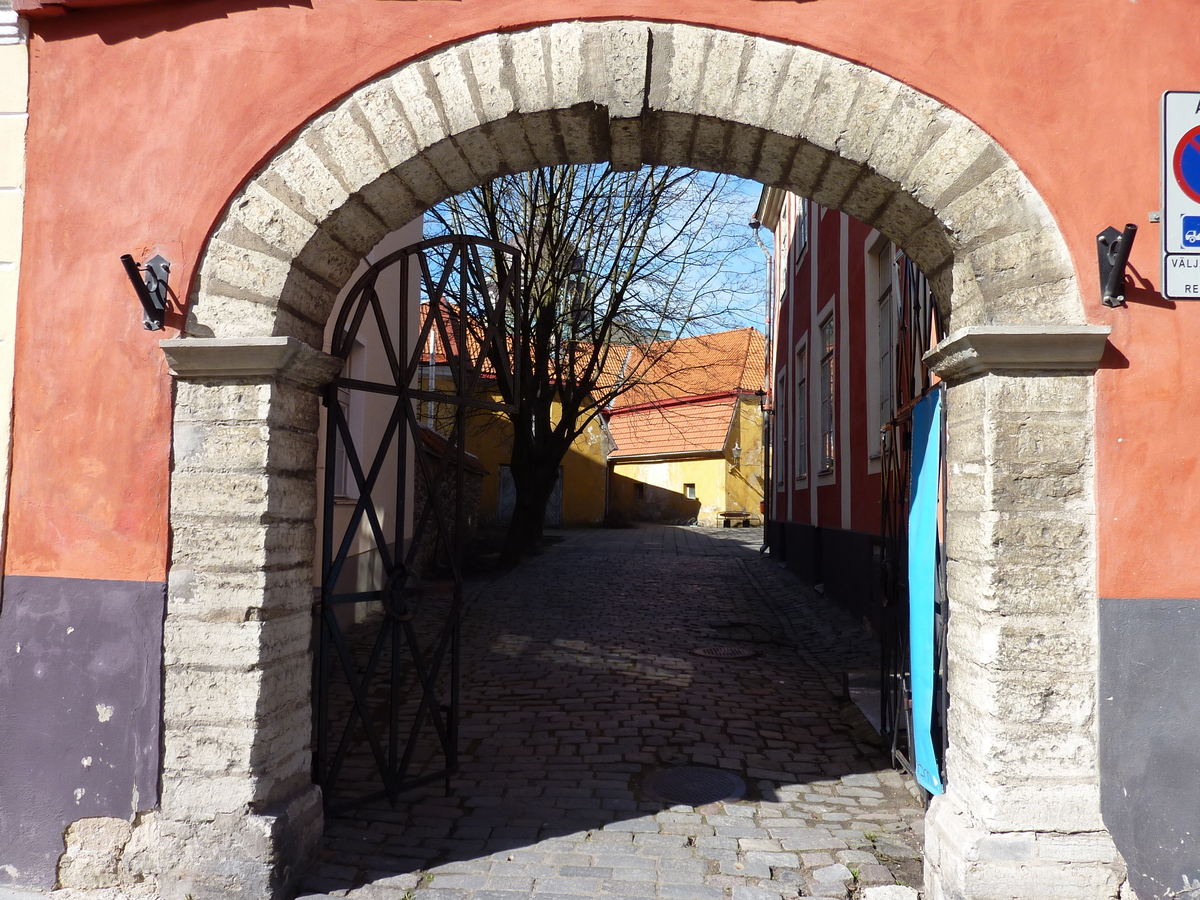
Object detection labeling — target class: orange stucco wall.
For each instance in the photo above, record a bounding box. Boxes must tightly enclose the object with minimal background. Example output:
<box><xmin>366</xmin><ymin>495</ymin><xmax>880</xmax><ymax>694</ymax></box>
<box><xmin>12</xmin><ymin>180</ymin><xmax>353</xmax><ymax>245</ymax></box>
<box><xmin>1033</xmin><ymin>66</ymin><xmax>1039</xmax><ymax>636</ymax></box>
<box><xmin>11</xmin><ymin>0</ymin><xmax>1200</xmax><ymax>597</ymax></box>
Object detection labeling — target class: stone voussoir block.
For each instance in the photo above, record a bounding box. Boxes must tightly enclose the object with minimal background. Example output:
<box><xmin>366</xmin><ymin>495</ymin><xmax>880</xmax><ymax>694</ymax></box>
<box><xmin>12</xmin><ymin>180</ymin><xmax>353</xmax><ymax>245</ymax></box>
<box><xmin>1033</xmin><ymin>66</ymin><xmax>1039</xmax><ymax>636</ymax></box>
<box><xmin>202</xmin><ymin>234</ymin><xmax>292</xmax><ymax>295</ymax></box>
<box><xmin>297</xmin><ymin>215</ymin><xmax>375</xmax><ymax>286</ymax></box>
<box><xmin>354</xmin><ymin>78</ymin><xmax>421</xmax><ymax>172</ymax></box>
<box><xmin>730</xmin><ymin>36</ymin><xmax>794</xmax><ymax>131</ymax></box>
<box><xmin>504</xmin><ymin>27</ymin><xmax>552</xmax><ymax>115</ymax></box>
<box><xmin>459</xmin><ymin>32</ymin><xmax>517</xmax><ymax>126</ymax></box>
<box><xmin>691</xmin><ymin>29</ymin><xmax>756</xmax><ymax>123</ymax></box>
<box><xmin>591</xmin><ymin>20</ymin><xmax>649</xmax><ymax>119</ymax></box>
<box><xmin>357</xmin><ymin>170</ymin><xmax>422</xmax><ymax>234</ymax></box>
<box><xmin>266</xmin><ymin>134</ymin><xmax>351</xmax><ymax>225</ymax></box>
<box><xmin>387</xmin><ymin>63</ymin><xmax>451</xmax><ymax>153</ymax></box>
<box><xmin>647</xmin><ymin>23</ymin><xmax>708</xmax><ymax>114</ymax></box>
<box><xmin>906</xmin><ymin>115</ymin><xmax>1005</xmax><ymax>213</ymax></box>
<box><xmin>835</xmin><ymin>69</ymin><xmax>905</xmax><ymax>167</ymax></box>
<box><xmin>765</xmin><ymin>44</ymin><xmax>825</xmax><ymax>139</ymax></box>
<box><xmin>805</xmin><ymin>56</ymin><xmax>871</xmax><ymax>154</ymax></box>
<box><xmin>839</xmin><ymin>169</ymin><xmax>900</xmax><ymax>228</ymax></box>
<box><xmin>940</xmin><ymin>161</ymin><xmax>1028</xmax><ymax>249</ymax></box>
<box><xmin>307</xmin><ymin>96</ymin><xmax>392</xmax><ymax>196</ymax></box>
<box><xmin>452</xmin><ymin>125</ymin><xmax>507</xmax><ymax>185</ymax></box>
<box><xmin>869</xmin><ymin>185</ymin><xmax>936</xmax><ymax>247</ymax></box>
<box><xmin>751</xmin><ymin>130</ymin><xmax>799</xmax><ymax>189</ymax></box>
<box><xmin>226</xmin><ymin>180</ymin><xmax>319</xmax><ymax>261</ymax></box>
<box><xmin>867</xmin><ymin>88</ymin><xmax>946</xmax><ymax>186</ymax></box>
<box><xmin>809</xmin><ymin>154</ymin><xmax>864</xmax><ymax>211</ymax></box>
<box><xmin>426</xmin><ymin>45</ymin><xmax>485</xmax><ymax>138</ymax></box>
<box><xmin>545</xmin><ymin>20</ymin><xmax>588</xmax><ymax>111</ymax></box>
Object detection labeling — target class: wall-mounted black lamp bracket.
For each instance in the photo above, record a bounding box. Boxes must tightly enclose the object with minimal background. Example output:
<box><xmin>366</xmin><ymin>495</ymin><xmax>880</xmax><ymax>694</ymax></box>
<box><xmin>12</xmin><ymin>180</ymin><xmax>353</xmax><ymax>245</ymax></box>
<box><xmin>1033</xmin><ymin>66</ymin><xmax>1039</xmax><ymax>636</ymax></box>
<box><xmin>1097</xmin><ymin>224</ymin><xmax>1138</xmax><ymax>308</ymax></box>
<box><xmin>121</xmin><ymin>253</ymin><xmax>170</xmax><ymax>330</ymax></box>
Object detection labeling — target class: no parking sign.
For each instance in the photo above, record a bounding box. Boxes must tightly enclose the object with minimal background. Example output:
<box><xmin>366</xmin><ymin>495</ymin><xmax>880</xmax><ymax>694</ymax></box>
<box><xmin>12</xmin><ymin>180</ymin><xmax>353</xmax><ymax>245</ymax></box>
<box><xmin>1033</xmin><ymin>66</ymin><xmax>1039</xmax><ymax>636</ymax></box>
<box><xmin>1163</xmin><ymin>92</ymin><xmax>1200</xmax><ymax>298</ymax></box>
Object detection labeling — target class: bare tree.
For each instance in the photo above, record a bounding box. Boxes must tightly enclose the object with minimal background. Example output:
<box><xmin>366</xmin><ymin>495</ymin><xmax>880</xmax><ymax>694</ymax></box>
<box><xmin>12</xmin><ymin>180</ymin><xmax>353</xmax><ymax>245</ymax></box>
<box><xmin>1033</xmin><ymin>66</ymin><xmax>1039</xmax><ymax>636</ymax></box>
<box><xmin>427</xmin><ymin>164</ymin><xmax>757</xmax><ymax>563</ymax></box>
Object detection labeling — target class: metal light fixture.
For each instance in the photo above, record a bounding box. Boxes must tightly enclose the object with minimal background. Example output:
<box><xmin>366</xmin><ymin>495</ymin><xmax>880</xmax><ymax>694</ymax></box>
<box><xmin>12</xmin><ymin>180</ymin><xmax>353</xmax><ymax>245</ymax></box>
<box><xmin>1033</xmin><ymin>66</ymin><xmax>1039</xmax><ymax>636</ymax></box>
<box><xmin>121</xmin><ymin>253</ymin><xmax>170</xmax><ymax>330</ymax></box>
<box><xmin>1096</xmin><ymin>224</ymin><xmax>1137</xmax><ymax>307</ymax></box>
<box><xmin>731</xmin><ymin>442</ymin><xmax>741</xmax><ymax>463</ymax></box>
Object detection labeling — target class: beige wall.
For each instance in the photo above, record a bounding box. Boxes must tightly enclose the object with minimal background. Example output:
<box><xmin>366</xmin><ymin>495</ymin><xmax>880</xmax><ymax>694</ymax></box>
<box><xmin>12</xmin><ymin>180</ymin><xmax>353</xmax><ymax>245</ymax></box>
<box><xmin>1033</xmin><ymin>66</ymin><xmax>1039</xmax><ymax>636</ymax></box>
<box><xmin>611</xmin><ymin>456</ymin><xmax>727</xmax><ymax>526</ymax></box>
<box><xmin>610</xmin><ymin>396</ymin><xmax>765</xmax><ymax>527</ymax></box>
<box><xmin>726</xmin><ymin>395</ymin><xmax>766</xmax><ymax>518</ymax></box>
<box><xmin>0</xmin><ymin>10</ymin><xmax>24</xmax><ymax>568</ymax></box>
<box><xmin>314</xmin><ymin>217</ymin><xmax>423</xmax><ymax>597</ymax></box>
<box><xmin>461</xmin><ymin>398</ymin><xmax>609</xmax><ymax>527</ymax></box>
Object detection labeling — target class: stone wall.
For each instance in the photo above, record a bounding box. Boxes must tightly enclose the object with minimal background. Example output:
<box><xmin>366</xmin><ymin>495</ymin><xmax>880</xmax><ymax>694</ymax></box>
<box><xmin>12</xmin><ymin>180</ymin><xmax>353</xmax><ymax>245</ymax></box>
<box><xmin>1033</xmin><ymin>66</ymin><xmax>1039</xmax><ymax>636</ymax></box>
<box><xmin>155</xmin><ymin>21</ymin><xmax>1120</xmax><ymax>900</ymax></box>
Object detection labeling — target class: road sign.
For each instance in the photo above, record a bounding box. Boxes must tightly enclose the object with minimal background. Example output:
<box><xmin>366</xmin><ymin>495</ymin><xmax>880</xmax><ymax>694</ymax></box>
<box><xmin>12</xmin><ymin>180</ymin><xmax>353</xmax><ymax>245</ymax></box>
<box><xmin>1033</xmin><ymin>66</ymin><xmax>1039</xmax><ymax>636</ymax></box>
<box><xmin>1163</xmin><ymin>92</ymin><xmax>1200</xmax><ymax>299</ymax></box>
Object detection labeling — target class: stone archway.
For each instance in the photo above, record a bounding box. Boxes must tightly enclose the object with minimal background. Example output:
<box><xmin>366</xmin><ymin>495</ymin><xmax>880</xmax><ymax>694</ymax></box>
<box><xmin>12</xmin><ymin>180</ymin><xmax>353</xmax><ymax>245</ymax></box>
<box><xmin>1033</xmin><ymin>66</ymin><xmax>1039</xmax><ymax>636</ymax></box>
<box><xmin>152</xmin><ymin>21</ymin><xmax>1118</xmax><ymax>900</ymax></box>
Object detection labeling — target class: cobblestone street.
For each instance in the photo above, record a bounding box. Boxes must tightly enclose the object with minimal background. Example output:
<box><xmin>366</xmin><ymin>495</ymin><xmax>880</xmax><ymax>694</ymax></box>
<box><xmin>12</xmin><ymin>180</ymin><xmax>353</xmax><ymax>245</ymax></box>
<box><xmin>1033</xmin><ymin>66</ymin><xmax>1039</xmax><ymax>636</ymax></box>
<box><xmin>300</xmin><ymin>526</ymin><xmax>925</xmax><ymax>900</ymax></box>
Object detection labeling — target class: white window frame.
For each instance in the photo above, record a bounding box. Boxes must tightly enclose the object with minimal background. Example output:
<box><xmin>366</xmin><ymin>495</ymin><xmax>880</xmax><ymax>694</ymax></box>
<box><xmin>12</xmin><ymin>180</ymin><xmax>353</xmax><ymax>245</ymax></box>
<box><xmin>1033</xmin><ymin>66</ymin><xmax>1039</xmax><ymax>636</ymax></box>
<box><xmin>816</xmin><ymin>298</ymin><xmax>836</xmax><ymax>483</ymax></box>
<box><xmin>775</xmin><ymin>366</ymin><xmax>788</xmax><ymax>488</ymax></box>
<box><xmin>793</xmin><ymin>336</ymin><xmax>808</xmax><ymax>483</ymax></box>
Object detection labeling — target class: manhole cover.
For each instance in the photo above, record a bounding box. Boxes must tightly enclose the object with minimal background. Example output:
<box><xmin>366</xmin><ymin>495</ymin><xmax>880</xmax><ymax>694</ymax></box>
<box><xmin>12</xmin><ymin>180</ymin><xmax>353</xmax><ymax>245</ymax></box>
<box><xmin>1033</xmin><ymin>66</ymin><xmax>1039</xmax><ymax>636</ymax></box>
<box><xmin>691</xmin><ymin>646</ymin><xmax>757</xmax><ymax>659</ymax></box>
<box><xmin>643</xmin><ymin>766</ymin><xmax>746</xmax><ymax>805</ymax></box>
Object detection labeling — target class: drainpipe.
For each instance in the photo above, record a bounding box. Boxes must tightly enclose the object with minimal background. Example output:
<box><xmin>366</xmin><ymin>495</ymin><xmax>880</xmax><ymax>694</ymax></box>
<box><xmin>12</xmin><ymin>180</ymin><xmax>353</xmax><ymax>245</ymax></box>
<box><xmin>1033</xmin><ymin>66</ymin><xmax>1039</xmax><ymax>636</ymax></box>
<box><xmin>749</xmin><ymin>216</ymin><xmax>774</xmax><ymax>554</ymax></box>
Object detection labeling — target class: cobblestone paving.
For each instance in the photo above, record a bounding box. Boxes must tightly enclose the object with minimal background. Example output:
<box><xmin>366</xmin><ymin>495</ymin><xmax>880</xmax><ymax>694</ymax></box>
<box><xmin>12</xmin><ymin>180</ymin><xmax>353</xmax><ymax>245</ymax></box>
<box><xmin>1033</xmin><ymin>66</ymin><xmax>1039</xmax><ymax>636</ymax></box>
<box><xmin>300</xmin><ymin>526</ymin><xmax>925</xmax><ymax>900</ymax></box>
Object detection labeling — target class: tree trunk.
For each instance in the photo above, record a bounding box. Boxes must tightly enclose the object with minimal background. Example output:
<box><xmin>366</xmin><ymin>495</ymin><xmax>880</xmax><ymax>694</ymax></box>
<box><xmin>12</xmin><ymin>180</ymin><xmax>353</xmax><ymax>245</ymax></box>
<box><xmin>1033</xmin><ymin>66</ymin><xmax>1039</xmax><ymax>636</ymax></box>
<box><xmin>499</xmin><ymin>456</ymin><xmax>561</xmax><ymax>566</ymax></box>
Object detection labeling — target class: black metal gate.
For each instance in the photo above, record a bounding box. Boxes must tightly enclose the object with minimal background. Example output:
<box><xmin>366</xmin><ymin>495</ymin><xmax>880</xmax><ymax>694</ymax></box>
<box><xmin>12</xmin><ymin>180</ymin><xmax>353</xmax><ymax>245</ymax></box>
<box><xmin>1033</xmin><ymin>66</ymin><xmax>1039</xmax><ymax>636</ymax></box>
<box><xmin>315</xmin><ymin>235</ymin><xmax>520</xmax><ymax>812</ymax></box>
<box><xmin>877</xmin><ymin>251</ymin><xmax>947</xmax><ymax>797</ymax></box>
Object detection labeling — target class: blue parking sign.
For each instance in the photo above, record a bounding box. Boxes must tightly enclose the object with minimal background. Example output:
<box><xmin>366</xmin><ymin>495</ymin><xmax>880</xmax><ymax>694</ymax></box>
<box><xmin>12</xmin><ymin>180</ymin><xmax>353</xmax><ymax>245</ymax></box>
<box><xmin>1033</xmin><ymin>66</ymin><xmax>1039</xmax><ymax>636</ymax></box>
<box><xmin>1184</xmin><ymin>216</ymin><xmax>1200</xmax><ymax>248</ymax></box>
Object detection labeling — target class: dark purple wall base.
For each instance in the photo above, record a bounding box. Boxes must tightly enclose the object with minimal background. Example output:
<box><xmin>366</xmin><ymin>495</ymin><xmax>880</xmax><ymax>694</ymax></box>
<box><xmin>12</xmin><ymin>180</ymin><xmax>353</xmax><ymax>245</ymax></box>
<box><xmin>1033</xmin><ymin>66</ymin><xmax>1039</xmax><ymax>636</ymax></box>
<box><xmin>1100</xmin><ymin>598</ymin><xmax>1200</xmax><ymax>900</ymax></box>
<box><xmin>0</xmin><ymin>575</ymin><xmax>165</xmax><ymax>888</ymax></box>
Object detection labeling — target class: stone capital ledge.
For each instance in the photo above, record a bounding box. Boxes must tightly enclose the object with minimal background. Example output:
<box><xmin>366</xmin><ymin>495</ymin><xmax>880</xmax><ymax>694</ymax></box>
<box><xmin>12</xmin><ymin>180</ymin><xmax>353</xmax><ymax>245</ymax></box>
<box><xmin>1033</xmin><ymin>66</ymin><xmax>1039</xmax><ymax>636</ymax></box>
<box><xmin>923</xmin><ymin>325</ymin><xmax>1111</xmax><ymax>381</ymax></box>
<box><xmin>161</xmin><ymin>337</ymin><xmax>342</xmax><ymax>391</ymax></box>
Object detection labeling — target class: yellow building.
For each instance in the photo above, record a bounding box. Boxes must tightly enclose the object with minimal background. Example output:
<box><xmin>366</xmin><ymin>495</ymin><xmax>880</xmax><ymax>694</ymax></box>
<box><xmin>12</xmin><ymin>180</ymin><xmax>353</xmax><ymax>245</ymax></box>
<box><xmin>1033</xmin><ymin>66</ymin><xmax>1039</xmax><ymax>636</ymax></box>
<box><xmin>605</xmin><ymin>328</ymin><xmax>767</xmax><ymax>527</ymax></box>
<box><xmin>417</xmin><ymin>317</ymin><xmax>766</xmax><ymax>529</ymax></box>
<box><xmin>416</xmin><ymin>308</ymin><xmax>612</xmax><ymax>528</ymax></box>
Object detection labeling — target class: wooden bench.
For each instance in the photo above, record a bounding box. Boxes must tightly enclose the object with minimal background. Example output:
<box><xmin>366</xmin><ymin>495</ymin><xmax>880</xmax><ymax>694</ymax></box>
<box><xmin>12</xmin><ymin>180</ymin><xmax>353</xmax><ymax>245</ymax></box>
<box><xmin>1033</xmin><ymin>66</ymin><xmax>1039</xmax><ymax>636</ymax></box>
<box><xmin>719</xmin><ymin>511</ymin><xmax>753</xmax><ymax>528</ymax></box>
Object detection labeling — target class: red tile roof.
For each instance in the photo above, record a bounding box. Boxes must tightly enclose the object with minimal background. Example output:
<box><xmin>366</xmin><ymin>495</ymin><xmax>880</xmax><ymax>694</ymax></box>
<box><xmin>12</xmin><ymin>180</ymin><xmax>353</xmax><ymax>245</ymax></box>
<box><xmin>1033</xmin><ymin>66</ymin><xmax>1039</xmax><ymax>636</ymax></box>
<box><xmin>607</xmin><ymin>396</ymin><xmax>737</xmax><ymax>460</ymax></box>
<box><xmin>604</xmin><ymin>327</ymin><xmax>765</xmax><ymax>460</ymax></box>
<box><xmin>608</xmin><ymin>327</ymin><xmax>767</xmax><ymax>408</ymax></box>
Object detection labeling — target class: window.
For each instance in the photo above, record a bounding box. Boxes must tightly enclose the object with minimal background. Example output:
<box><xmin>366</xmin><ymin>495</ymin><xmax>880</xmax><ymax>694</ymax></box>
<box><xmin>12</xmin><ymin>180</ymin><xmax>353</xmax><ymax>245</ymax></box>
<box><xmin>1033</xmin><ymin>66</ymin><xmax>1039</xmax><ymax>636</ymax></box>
<box><xmin>635</xmin><ymin>483</ymin><xmax>645</xmax><ymax>500</ymax></box>
<box><xmin>685</xmin><ymin>483</ymin><xmax>697</xmax><ymax>500</ymax></box>
<box><xmin>794</xmin><ymin>343</ymin><xmax>808</xmax><ymax>480</ymax></box>
<box><xmin>792</xmin><ymin>197</ymin><xmax>809</xmax><ymax>266</ymax></box>
<box><xmin>819</xmin><ymin>315</ymin><xmax>835</xmax><ymax>473</ymax></box>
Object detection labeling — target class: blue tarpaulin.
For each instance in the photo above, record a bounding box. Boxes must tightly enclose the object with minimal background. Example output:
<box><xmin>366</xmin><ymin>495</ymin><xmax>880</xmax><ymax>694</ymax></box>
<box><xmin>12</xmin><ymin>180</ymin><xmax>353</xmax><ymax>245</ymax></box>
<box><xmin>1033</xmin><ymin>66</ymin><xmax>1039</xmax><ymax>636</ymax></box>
<box><xmin>908</xmin><ymin>388</ymin><xmax>945</xmax><ymax>795</ymax></box>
